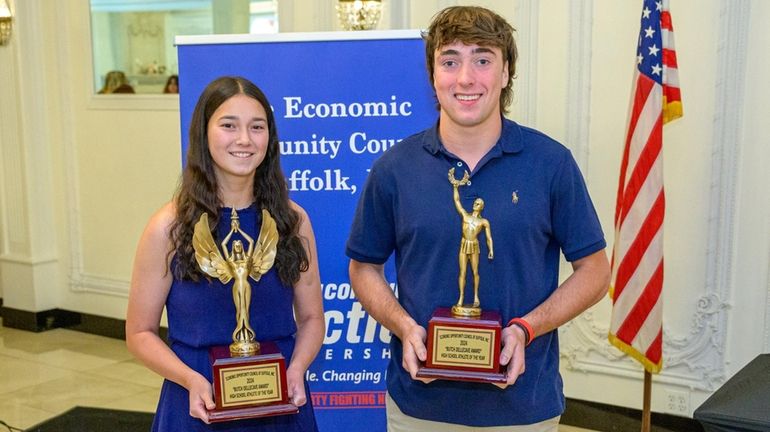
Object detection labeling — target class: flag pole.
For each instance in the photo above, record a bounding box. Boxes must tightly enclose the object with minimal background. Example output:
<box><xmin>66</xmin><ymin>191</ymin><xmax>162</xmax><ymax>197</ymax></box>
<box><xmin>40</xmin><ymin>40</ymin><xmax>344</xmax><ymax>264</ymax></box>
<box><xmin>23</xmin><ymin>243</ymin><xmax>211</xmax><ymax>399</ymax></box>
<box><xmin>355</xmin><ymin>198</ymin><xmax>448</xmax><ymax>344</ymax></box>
<box><xmin>641</xmin><ymin>371</ymin><xmax>652</xmax><ymax>432</ymax></box>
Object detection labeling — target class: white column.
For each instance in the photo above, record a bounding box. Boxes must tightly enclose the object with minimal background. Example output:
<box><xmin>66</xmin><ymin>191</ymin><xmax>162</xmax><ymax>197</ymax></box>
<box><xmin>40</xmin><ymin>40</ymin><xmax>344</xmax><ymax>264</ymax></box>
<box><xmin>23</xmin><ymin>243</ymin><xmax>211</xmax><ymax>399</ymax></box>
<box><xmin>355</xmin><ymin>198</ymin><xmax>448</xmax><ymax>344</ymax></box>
<box><xmin>0</xmin><ymin>0</ymin><xmax>61</xmax><ymax>313</ymax></box>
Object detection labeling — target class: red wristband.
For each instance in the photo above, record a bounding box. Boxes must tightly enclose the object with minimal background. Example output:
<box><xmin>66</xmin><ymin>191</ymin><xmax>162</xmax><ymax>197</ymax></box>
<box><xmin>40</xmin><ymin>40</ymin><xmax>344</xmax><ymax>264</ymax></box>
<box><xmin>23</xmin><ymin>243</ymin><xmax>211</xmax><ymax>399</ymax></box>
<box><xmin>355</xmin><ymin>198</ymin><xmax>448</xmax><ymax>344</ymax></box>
<box><xmin>507</xmin><ymin>317</ymin><xmax>534</xmax><ymax>346</ymax></box>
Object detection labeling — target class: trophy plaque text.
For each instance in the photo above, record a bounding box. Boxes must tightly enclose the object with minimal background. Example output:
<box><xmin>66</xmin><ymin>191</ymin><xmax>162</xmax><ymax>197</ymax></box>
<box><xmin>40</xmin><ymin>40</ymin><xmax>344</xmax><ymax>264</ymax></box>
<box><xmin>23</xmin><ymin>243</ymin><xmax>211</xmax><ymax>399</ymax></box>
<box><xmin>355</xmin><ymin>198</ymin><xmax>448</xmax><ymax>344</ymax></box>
<box><xmin>209</xmin><ymin>342</ymin><xmax>296</xmax><ymax>422</ymax></box>
<box><xmin>419</xmin><ymin>307</ymin><xmax>505</xmax><ymax>383</ymax></box>
<box><xmin>416</xmin><ymin>169</ymin><xmax>506</xmax><ymax>384</ymax></box>
<box><xmin>193</xmin><ymin>208</ymin><xmax>298</xmax><ymax>422</ymax></box>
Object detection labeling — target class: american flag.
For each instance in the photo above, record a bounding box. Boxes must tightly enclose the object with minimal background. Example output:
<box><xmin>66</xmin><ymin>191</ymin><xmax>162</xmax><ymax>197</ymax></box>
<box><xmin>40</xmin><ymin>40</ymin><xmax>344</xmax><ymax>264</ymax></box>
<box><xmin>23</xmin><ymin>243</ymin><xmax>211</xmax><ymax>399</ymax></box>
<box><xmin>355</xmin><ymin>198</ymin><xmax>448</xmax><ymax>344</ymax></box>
<box><xmin>608</xmin><ymin>0</ymin><xmax>682</xmax><ymax>374</ymax></box>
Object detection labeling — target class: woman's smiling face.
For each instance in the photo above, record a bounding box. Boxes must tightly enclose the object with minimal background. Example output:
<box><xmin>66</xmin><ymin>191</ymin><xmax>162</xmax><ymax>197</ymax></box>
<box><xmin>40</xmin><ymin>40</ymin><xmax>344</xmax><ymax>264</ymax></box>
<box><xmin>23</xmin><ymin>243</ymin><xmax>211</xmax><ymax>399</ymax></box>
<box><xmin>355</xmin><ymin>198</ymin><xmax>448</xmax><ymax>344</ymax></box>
<box><xmin>207</xmin><ymin>93</ymin><xmax>269</xmax><ymax>183</ymax></box>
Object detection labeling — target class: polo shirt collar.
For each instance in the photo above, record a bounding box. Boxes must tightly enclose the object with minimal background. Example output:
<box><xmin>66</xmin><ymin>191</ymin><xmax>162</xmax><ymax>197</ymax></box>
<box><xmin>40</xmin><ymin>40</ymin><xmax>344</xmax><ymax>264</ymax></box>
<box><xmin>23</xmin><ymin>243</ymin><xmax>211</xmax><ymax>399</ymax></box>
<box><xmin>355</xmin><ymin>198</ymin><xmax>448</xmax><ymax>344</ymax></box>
<box><xmin>421</xmin><ymin>116</ymin><xmax>525</xmax><ymax>155</ymax></box>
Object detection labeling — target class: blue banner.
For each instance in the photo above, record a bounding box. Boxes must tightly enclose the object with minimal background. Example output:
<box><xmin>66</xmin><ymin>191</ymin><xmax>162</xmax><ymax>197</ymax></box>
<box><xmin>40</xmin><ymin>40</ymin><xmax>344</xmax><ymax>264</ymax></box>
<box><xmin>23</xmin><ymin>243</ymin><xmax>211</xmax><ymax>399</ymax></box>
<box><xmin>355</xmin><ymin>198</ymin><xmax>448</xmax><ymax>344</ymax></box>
<box><xmin>177</xmin><ymin>31</ymin><xmax>435</xmax><ymax>431</ymax></box>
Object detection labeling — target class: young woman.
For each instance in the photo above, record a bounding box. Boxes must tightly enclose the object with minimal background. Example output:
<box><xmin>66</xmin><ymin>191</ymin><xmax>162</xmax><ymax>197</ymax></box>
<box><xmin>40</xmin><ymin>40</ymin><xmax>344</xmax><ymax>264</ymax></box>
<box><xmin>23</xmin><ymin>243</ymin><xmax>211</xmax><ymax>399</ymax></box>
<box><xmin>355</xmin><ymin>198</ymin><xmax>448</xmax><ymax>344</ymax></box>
<box><xmin>98</xmin><ymin>70</ymin><xmax>131</xmax><ymax>94</ymax></box>
<box><xmin>126</xmin><ymin>76</ymin><xmax>324</xmax><ymax>431</ymax></box>
<box><xmin>163</xmin><ymin>74</ymin><xmax>179</xmax><ymax>94</ymax></box>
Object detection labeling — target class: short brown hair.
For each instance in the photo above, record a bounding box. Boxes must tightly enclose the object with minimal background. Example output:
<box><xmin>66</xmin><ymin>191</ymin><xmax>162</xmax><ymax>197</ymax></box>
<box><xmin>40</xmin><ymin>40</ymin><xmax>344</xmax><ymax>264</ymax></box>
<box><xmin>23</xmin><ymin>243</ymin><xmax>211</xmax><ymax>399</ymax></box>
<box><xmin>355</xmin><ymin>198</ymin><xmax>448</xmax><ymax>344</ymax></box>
<box><xmin>423</xmin><ymin>6</ymin><xmax>518</xmax><ymax>113</ymax></box>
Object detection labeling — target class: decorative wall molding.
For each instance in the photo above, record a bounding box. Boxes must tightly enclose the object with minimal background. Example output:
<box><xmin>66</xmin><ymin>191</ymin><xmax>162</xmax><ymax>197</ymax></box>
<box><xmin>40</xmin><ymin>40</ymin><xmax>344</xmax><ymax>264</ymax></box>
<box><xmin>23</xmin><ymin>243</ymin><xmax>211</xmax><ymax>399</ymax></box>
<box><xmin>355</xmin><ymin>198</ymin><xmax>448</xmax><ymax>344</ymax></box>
<box><xmin>0</xmin><ymin>54</ymin><xmax>26</xmax><ymax>255</ymax></box>
<box><xmin>21</xmin><ymin>0</ymin><xmax>58</xmax><ymax>261</ymax></box>
<box><xmin>388</xmin><ymin>0</ymin><xmax>411</xmax><ymax>30</ymax></box>
<box><xmin>564</xmin><ymin>0</ymin><xmax>593</xmax><ymax>172</ymax></box>
<box><xmin>71</xmin><ymin>272</ymin><xmax>131</xmax><ymax>297</ymax></box>
<box><xmin>435</xmin><ymin>0</ymin><xmax>458</xmax><ymax>10</ymax></box>
<box><xmin>86</xmin><ymin>95</ymin><xmax>180</xmax><ymax>111</ymax></box>
<box><xmin>1</xmin><ymin>0</ymin><xmax>31</xmax><ymax>257</ymax></box>
<box><xmin>703</xmin><ymin>0</ymin><xmax>750</xmax><ymax>375</ymax></box>
<box><xmin>0</xmin><ymin>254</ymin><xmax>58</xmax><ymax>266</ymax></box>
<box><xmin>85</xmin><ymin>0</ymin><xmax>179</xmax><ymax>112</ymax></box>
<box><xmin>316</xmin><ymin>0</ymin><xmax>334</xmax><ymax>31</ymax></box>
<box><xmin>0</xmin><ymin>152</ymin><xmax>26</xmax><ymax>254</ymax></box>
<box><xmin>558</xmin><ymin>0</ymin><xmax>607</xmax><ymax>380</ymax></box>
<box><xmin>560</xmin><ymin>1</ymin><xmax>751</xmax><ymax>392</ymax></box>
<box><xmin>561</xmin><ymin>293</ymin><xmax>730</xmax><ymax>390</ymax></box>
<box><xmin>57</xmin><ymin>1</ymin><xmax>111</xmax><ymax>298</ymax></box>
<box><xmin>1</xmin><ymin>0</ymin><xmax>63</xmax><ymax>262</ymax></box>
<box><xmin>277</xmin><ymin>0</ymin><xmax>295</xmax><ymax>32</ymax></box>
<box><xmin>60</xmin><ymin>2</ymin><xmax>165</xmax><ymax>299</ymax></box>
<box><xmin>765</xmin><ymin>252</ymin><xmax>770</xmax><ymax>353</ymax></box>
<box><xmin>512</xmin><ymin>0</ymin><xmax>538</xmax><ymax>126</ymax></box>
<box><xmin>127</xmin><ymin>12</ymin><xmax>163</xmax><ymax>37</ymax></box>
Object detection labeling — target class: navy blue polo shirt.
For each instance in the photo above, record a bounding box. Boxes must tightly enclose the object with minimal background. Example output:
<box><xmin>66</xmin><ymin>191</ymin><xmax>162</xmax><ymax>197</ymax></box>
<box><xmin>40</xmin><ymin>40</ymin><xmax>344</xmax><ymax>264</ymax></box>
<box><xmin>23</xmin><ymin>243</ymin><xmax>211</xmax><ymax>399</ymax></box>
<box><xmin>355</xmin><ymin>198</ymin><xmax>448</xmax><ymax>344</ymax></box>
<box><xmin>346</xmin><ymin>118</ymin><xmax>606</xmax><ymax>426</ymax></box>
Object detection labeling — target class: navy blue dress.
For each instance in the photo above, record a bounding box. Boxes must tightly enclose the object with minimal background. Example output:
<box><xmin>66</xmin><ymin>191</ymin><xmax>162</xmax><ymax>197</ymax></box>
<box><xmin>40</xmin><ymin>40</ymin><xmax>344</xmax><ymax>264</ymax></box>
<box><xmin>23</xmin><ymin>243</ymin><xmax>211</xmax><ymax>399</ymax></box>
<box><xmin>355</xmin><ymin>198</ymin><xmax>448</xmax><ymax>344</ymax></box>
<box><xmin>152</xmin><ymin>204</ymin><xmax>318</xmax><ymax>431</ymax></box>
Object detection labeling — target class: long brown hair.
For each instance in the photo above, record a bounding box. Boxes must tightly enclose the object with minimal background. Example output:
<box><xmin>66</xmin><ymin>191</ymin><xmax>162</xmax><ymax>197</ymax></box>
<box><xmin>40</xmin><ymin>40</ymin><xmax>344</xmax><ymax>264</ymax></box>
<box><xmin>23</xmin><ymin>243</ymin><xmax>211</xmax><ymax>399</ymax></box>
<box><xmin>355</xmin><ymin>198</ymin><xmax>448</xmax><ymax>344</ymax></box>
<box><xmin>169</xmin><ymin>76</ymin><xmax>308</xmax><ymax>286</ymax></box>
<box><xmin>423</xmin><ymin>6</ymin><xmax>518</xmax><ymax>113</ymax></box>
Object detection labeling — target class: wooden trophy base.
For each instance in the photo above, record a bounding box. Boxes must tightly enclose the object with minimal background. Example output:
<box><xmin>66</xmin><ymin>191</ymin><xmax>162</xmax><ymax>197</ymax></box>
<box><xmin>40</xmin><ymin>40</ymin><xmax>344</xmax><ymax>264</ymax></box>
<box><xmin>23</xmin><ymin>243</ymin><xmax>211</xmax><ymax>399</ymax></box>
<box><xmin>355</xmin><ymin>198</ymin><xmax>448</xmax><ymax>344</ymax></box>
<box><xmin>416</xmin><ymin>307</ymin><xmax>506</xmax><ymax>384</ymax></box>
<box><xmin>209</xmin><ymin>341</ymin><xmax>299</xmax><ymax>423</ymax></box>
<box><xmin>415</xmin><ymin>366</ymin><xmax>506</xmax><ymax>383</ymax></box>
<box><xmin>209</xmin><ymin>402</ymin><xmax>299</xmax><ymax>423</ymax></box>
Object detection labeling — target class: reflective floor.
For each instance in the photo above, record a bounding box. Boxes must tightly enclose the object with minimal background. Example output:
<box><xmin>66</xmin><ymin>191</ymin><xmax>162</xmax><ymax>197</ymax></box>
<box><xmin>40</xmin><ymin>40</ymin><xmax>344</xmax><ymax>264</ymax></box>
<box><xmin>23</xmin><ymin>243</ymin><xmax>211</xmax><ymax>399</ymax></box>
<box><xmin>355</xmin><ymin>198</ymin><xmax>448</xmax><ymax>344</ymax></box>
<box><xmin>0</xmin><ymin>320</ymin><xmax>596</xmax><ymax>431</ymax></box>
<box><xmin>0</xmin><ymin>321</ymin><xmax>160</xmax><ymax>430</ymax></box>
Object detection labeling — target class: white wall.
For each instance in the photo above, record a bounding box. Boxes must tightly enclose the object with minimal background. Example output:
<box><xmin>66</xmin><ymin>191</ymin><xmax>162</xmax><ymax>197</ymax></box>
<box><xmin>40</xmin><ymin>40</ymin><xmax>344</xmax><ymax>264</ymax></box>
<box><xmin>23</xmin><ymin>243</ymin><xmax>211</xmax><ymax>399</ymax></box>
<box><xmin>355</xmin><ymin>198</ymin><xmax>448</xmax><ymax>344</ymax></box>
<box><xmin>0</xmin><ymin>0</ymin><xmax>768</xmax><ymax>419</ymax></box>
<box><xmin>0</xmin><ymin>0</ymin><xmax>181</xmax><ymax>319</ymax></box>
<box><xmin>555</xmin><ymin>0</ymin><xmax>770</xmax><ymax>417</ymax></box>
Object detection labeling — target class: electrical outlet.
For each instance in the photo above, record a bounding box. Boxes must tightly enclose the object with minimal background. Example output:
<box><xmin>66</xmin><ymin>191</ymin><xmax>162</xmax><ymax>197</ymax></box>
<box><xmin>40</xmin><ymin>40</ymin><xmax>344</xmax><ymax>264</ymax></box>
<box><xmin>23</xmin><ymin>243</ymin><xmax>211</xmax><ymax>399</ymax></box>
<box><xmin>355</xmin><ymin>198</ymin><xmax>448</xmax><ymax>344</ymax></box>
<box><xmin>664</xmin><ymin>389</ymin><xmax>690</xmax><ymax>415</ymax></box>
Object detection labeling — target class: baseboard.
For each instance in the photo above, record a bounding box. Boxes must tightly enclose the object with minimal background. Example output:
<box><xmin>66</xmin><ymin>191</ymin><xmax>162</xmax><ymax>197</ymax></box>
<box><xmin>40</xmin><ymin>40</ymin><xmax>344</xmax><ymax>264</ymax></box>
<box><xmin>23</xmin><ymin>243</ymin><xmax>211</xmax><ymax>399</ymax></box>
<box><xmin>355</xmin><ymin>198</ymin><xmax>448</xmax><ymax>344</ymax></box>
<box><xmin>0</xmin><ymin>303</ymin><xmax>167</xmax><ymax>341</ymax></box>
<box><xmin>563</xmin><ymin>397</ymin><xmax>703</xmax><ymax>432</ymax></box>
<box><xmin>0</xmin><ymin>306</ymin><xmax>82</xmax><ymax>332</ymax></box>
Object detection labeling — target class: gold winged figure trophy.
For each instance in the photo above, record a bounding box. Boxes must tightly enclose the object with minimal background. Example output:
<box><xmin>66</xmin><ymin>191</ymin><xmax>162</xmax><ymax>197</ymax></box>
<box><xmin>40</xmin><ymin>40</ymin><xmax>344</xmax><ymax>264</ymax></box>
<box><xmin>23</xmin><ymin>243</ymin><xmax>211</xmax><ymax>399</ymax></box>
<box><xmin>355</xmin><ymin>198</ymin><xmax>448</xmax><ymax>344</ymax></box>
<box><xmin>191</xmin><ymin>208</ymin><xmax>297</xmax><ymax>421</ymax></box>
<box><xmin>193</xmin><ymin>208</ymin><xmax>278</xmax><ymax>356</ymax></box>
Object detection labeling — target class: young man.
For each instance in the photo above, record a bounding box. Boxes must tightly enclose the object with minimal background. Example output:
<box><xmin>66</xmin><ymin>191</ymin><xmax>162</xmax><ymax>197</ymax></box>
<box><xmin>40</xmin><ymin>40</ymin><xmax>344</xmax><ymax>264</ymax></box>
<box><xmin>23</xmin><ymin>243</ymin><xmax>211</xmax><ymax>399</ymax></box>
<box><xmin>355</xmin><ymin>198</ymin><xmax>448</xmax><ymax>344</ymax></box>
<box><xmin>346</xmin><ymin>6</ymin><xmax>610</xmax><ymax>431</ymax></box>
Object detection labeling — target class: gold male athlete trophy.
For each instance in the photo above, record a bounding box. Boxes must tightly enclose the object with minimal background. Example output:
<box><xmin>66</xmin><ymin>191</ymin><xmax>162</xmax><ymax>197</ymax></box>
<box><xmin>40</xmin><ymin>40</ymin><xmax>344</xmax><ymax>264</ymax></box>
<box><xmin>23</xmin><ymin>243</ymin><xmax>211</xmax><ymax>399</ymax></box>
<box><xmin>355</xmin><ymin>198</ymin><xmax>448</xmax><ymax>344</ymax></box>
<box><xmin>416</xmin><ymin>168</ymin><xmax>506</xmax><ymax>383</ymax></box>
<box><xmin>193</xmin><ymin>209</ymin><xmax>298</xmax><ymax>422</ymax></box>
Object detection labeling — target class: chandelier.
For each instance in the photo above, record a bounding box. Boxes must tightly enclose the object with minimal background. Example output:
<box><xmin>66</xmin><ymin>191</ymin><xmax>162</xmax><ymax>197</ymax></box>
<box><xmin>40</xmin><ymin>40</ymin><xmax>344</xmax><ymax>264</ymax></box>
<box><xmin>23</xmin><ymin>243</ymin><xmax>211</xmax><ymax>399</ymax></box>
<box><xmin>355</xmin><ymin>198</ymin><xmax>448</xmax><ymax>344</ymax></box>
<box><xmin>336</xmin><ymin>0</ymin><xmax>383</xmax><ymax>31</ymax></box>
